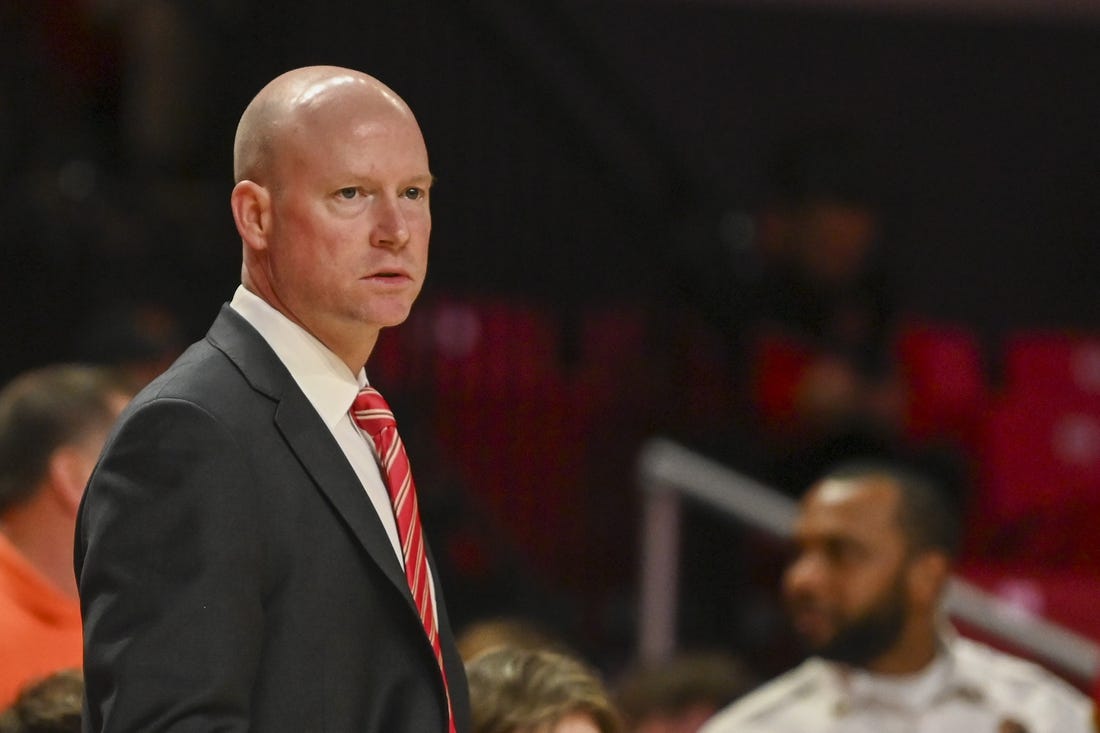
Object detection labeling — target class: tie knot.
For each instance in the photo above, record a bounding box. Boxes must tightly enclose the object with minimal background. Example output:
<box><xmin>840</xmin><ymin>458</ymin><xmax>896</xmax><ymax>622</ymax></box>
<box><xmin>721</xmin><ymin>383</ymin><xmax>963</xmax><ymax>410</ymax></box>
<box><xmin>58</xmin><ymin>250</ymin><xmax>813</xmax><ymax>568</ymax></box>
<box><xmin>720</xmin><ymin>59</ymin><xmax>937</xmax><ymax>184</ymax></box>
<box><xmin>350</xmin><ymin>386</ymin><xmax>395</xmax><ymax>438</ymax></box>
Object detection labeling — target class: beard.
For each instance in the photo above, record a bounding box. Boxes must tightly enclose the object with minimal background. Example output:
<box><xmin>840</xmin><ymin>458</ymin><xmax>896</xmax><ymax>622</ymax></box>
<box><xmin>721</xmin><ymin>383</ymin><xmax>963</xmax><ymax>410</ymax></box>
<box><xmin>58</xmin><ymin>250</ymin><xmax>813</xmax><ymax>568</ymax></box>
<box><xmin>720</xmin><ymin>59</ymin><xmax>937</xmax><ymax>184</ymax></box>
<box><xmin>793</xmin><ymin>575</ymin><xmax>908</xmax><ymax>668</ymax></box>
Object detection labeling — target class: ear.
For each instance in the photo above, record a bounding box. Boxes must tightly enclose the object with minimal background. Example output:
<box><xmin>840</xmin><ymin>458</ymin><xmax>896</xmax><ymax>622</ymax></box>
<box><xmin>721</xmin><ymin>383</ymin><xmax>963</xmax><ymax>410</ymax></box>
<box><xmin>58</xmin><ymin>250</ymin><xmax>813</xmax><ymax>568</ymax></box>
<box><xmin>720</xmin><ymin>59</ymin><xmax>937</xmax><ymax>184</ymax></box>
<box><xmin>46</xmin><ymin>445</ymin><xmax>97</xmax><ymax>515</ymax></box>
<box><xmin>231</xmin><ymin>180</ymin><xmax>272</xmax><ymax>253</ymax></box>
<box><xmin>907</xmin><ymin>551</ymin><xmax>950</xmax><ymax>610</ymax></box>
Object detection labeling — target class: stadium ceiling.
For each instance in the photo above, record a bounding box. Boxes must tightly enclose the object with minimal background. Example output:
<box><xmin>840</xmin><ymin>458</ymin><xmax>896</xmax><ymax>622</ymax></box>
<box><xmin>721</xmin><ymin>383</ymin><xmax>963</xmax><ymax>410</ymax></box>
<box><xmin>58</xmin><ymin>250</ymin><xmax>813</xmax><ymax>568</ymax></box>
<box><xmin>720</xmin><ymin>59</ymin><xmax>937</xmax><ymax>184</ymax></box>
<box><xmin>655</xmin><ymin>0</ymin><xmax>1100</xmax><ymax>23</ymax></box>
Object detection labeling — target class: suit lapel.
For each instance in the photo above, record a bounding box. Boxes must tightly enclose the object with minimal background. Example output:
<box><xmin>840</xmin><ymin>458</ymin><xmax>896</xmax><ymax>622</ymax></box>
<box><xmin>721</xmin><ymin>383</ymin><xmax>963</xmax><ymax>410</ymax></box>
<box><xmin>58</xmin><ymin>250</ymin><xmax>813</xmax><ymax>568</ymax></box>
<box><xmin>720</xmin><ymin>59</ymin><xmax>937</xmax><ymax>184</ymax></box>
<box><xmin>272</xmin><ymin>395</ymin><xmax>413</xmax><ymax>600</ymax></box>
<box><xmin>206</xmin><ymin>306</ymin><xmax>414</xmax><ymax>608</ymax></box>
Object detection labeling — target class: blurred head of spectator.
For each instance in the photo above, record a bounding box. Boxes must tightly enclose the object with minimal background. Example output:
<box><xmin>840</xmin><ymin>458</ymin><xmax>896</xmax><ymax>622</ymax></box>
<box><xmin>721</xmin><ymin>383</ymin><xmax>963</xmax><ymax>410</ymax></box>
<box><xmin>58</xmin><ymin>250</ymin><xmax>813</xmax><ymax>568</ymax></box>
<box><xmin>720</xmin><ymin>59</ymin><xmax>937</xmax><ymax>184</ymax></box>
<box><xmin>782</xmin><ymin>461</ymin><xmax>959</xmax><ymax>672</ymax></box>
<box><xmin>0</xmin><ymin>669</ymin><xmax>83</xmax><ymax>733</ymax></box>
<box><xmin>756</xmin><ymin>126</ymin><xmax>882</xmax><ymax>292</ymax></box>
<box><xmin>0</xmin><ymin>365</ymin><xmax>131</xmax><ymax>707</ymax></box>
<box><xmin>613</xmin><ymin>651</ymin><xmax>757</xmax><ymax>733</ymax></box>
<box><xmin>466</xmin><ymin>645</ymin><xmax>622</xmax><ymax>733</ymax></box>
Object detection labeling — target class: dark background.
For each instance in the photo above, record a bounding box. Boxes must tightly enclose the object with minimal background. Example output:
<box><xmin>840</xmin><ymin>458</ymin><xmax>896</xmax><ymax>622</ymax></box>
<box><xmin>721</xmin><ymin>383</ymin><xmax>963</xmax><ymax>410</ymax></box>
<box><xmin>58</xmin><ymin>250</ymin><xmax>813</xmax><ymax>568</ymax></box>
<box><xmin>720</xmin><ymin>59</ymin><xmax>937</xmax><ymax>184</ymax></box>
<box><xmin>3</xmin><ymin>0</ymin><xmax>1099</xmax><ymax>374</ymax></box>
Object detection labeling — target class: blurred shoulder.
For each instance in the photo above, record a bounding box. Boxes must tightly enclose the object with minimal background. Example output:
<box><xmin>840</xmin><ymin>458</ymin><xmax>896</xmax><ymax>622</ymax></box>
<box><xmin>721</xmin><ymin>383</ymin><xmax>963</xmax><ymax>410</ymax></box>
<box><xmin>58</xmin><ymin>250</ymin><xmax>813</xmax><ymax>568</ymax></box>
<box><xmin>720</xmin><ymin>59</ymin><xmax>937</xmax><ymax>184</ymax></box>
<box><xmin>954</xmin><ymin>636</ymin><xmax>1086</xmax><ymax>700</ymax></box>
<box><xmin>699</xmin><ymin>658</ymin><xmax>834</xmax><ymax>733</ymax></box>
<box><xmin>952</xmin><ymin>636</ymin><xmax>1095</xmax><ymax>731</ymax></box>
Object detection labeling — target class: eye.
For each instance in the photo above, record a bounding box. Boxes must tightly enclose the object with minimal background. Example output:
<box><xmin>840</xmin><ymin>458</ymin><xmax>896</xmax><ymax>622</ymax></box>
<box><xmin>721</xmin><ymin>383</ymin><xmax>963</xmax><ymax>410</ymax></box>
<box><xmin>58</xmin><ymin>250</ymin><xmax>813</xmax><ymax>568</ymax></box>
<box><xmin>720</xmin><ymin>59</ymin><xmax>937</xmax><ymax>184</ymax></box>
<box><xmin>336</xmin><ymin>187</ymin><xmax>359</xmax><ymax>200</ymax></box>
<box><xmin>402</xmin><ymin>187</ymin><xmax>425</xmax><ymax>201</ymax></box>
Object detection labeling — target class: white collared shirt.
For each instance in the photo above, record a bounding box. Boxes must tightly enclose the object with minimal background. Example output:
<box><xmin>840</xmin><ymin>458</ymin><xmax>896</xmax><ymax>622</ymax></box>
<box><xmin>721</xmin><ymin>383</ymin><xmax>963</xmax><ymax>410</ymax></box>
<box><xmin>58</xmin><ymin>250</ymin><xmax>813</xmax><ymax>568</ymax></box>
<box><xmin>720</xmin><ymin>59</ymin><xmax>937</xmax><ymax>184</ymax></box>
<box><xmin>700</xmin><ymin>631</ymin><xmax>1095</xmax><ymax>733</ymax></box>
<box><xmin>229</xmin><ymin>285</ymin><xmax>404</xmax><ymax>566</ymax></box>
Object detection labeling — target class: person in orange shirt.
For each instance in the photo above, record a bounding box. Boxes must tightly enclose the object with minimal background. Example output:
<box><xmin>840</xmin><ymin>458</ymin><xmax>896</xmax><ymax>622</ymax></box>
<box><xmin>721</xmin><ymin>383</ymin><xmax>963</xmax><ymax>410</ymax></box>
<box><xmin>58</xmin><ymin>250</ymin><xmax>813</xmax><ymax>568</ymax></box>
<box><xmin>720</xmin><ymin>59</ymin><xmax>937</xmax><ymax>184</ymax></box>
<box><xmin>0</xmin><ymin>365</ymin><xmax>130</xmax><ymax>707</ymax></box>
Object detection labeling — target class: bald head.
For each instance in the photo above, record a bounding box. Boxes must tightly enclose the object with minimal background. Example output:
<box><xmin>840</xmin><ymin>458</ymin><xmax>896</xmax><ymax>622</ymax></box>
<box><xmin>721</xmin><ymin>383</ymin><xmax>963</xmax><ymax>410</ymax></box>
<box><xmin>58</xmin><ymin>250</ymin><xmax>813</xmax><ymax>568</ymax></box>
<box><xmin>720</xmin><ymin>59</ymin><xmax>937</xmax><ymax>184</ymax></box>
<box><xmin>229</xmin><ymin>66</ymin><xmax>432</xmax><ymax>374</ymax></box>
<box><xmin>233</xmin><ymin>66</ymin><xmax>417</xmax><ymax>184</ymax></box>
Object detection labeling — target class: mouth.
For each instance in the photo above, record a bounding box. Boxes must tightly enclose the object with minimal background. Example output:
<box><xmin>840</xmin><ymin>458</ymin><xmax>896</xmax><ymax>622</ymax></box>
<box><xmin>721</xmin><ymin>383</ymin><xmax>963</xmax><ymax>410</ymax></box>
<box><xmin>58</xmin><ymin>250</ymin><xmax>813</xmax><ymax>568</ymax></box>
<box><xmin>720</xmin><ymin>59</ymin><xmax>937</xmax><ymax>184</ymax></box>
<box><xmin>787</xmin><ymin>603</ymin><xmax>835</xmax><ymax>642</ymax></box>
<box><xmin>364</xmin><ymin>269</ymin><xmax>411</xmax><ymax>282</ymax></box>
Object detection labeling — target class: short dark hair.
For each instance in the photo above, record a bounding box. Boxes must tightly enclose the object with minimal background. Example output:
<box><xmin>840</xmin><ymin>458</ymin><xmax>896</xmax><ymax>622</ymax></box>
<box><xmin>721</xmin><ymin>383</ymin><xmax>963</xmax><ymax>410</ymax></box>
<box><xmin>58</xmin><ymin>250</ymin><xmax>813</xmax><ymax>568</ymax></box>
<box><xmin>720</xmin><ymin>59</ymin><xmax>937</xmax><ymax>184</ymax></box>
<box><xmin>0</xmin><ymin>365</ymin><xmax>129</xmax><ymax>514</ymax></box>
<box><xmin>819</xmin><ymin>460</ymin><xmax>962</xmax><ymax>559</ymax></box>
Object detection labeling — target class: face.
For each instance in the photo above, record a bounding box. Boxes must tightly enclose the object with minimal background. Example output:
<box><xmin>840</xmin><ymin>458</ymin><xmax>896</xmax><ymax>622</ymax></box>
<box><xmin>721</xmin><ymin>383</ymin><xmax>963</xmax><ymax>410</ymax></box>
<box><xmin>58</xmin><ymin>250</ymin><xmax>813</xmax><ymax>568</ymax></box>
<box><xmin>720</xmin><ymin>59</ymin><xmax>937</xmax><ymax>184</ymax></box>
<box><xmin>782</xmin><ymin>478</ymin><xmax>912</xmax><ymax>667</ymax></box>
<box><xmin>796</xmin><ymin>201</ymin><xmax>877</xmax><ymax>287</ymax></box>
<box><xmin>527</xmin><ymin>713</ymin><xmax>602</xmax><ymax>733</ymax></box>
<box><xmin>255</xmin><ymin>78</ymin><xmax>432</xmax><ymax>362</ymax></box>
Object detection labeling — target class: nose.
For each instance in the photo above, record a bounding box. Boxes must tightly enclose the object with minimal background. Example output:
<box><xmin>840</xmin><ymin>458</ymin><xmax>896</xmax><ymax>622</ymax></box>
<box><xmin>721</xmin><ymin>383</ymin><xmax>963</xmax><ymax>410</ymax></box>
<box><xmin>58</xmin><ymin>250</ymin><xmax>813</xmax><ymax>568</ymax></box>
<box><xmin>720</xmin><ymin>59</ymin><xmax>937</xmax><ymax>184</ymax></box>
<box><xmin>783</xmin><ymin>551</ymin><xmax>825</xmax><ymax>598</ymax></box>
<box><xmin>370</xmin><ymin>194</ymin><xmax>411</xmax><ymax>249</ymax></box>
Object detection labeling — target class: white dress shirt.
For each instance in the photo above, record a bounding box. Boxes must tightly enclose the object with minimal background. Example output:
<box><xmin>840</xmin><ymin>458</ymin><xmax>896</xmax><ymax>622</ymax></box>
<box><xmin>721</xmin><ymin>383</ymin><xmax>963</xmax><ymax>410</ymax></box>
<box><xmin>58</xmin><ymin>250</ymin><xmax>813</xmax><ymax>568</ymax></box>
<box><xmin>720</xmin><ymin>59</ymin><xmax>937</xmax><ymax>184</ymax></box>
<box><xmin>700</xmin><ymin>630</ymin><xmax>1095</xmax><ymax>733</ymax></box>
<box><xmin>229</xmin><ymin>285</ymin><xmax>405</xmax><ymax>567</ymax></box>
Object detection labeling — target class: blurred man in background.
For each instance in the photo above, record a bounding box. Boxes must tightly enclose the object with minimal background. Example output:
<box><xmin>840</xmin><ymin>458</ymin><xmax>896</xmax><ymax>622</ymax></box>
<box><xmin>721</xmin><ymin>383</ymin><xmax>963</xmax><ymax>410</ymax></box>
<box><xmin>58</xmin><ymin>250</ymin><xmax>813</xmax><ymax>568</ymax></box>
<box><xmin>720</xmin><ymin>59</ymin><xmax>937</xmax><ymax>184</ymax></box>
<box><xmin>741</xmin><ymin>129</ymin><xmax>905</xmax><ymax>496</ymax></box>
<box><xmin>701</xmin><ymin>462</ymin><xmax>1094</xmax><ymax>732</ymax></box>
<box><xmin>0</xmin><ymin>365</ymin><xmax>129</xmax><ymax>707</ymax></box>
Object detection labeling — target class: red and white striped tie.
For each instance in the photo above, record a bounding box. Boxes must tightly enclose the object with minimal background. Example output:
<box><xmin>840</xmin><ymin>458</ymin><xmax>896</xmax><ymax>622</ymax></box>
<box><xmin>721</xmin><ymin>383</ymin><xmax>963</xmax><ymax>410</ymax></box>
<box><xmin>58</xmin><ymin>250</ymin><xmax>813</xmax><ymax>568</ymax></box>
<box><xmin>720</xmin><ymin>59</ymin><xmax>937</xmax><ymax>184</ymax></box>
<box><xmin>350</xmin><ymin>386</ymin><xmax>455</xmax><ymax>732</ymax></box>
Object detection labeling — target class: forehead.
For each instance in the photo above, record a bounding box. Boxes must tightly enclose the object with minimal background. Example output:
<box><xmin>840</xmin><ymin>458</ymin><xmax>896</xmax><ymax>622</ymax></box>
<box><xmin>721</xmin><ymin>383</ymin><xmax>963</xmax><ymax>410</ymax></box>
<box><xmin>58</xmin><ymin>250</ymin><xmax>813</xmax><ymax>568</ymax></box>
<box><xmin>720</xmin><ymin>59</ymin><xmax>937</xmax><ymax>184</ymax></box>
<box><xmin>276</xmin><ymin>81</ymin><xmax>429</xmax><ymax>175</ymax></box>
<box><xmin>793</xmin><ymin>477</ymin><xmax>903</xmax><ymax>546</ymax></box>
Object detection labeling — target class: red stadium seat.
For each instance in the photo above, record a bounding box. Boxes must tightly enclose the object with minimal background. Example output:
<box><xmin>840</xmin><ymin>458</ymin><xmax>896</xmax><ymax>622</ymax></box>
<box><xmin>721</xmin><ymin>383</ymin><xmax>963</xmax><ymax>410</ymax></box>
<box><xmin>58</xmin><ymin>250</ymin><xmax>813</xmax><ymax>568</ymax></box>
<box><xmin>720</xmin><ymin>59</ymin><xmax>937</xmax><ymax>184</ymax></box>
<box><xmin>749</xmin><ymin>332</ymin><xmax>816</xmax><ymax>433</ymax></box>
<box><xmin>895</xmin><ymin>320</ymin><xmax>988</xmax><ymax>448</ymax></box>
<box><xmin>1004</xmin><ymin>329</ymin><xmax>1100</xmax><ymax>398</ymax></box>
<box><xmin>968</xmin><ymin>392</ymin><xmax>1100</xmax><ymax>567</ymax></box>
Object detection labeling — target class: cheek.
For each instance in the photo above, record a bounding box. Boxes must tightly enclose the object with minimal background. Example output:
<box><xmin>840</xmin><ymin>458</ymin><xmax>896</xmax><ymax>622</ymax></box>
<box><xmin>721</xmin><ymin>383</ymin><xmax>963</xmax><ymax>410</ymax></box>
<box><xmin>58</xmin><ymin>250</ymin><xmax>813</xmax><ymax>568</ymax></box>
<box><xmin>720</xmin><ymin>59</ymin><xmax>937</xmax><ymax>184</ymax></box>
<box><xmin>411</xmin><ymin>213</ymin><xmax>431</xmax><ymax>250</ymax></box>
<box><xmin>841</xmin><ymin>571</ymin><xmax>895</xmax><ymax>614</ymax></box>
<box><xmin>781</xmin><ymin>566</ymin><xmax>801</xmax><ymax>598</ymax></box>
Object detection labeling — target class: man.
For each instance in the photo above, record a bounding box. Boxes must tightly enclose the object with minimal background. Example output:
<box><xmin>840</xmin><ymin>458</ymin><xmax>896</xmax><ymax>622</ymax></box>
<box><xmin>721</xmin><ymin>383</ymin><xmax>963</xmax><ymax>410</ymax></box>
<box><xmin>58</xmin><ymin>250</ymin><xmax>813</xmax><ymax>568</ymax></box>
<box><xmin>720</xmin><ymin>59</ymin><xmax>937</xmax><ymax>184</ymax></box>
<box><xmin>77</xmin><ymin>66</ymin><xmax>471</xmax><ymax>731</ymax></box>
<box><xmin>700</xmin><ymin>462</ymin><xmax>1095</xmax><ymax>733</ymax></box>
<box><xmin>0</xmin><ymin>365</ymin><xmax>129</xmax><ymax>708</ymax></box>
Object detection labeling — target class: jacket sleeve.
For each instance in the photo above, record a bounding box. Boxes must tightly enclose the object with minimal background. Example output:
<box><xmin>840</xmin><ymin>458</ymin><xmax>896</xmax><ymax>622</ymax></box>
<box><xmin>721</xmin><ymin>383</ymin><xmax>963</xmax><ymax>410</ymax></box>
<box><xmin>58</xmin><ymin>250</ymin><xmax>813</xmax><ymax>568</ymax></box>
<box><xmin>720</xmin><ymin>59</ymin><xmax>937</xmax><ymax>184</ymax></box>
<box><xmin>77</xmin><ymin>396</ymin><xmax>264</xmax><ymax>732</ymax></box>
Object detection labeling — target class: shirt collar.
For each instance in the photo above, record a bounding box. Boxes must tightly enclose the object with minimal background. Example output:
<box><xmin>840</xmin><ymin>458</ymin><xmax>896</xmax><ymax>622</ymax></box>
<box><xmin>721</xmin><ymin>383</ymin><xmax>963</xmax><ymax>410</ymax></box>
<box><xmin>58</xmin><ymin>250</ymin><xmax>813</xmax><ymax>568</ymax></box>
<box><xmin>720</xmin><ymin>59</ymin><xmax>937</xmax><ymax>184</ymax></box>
<box><xmin>826</xmin><ymin>625</ymin><xmax>986</xmax><ymax>717</ymax></box>
<box><xmin>229</xmin><ymin>285</ymin><xmax>365</xmax><ymax>428</ymax></box>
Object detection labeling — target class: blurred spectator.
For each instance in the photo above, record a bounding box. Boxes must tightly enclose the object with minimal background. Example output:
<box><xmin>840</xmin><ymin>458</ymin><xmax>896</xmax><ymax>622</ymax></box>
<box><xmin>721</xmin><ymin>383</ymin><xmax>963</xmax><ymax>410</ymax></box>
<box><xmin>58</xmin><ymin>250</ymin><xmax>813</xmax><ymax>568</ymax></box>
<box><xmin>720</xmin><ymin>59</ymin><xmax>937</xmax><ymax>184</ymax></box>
<box><xmin>742</xmin><ymin>128</ymin><xmax>906</xmax><ymax>495</ymax></box>
<box><xmin>0</xmin><ymin>365</ymin><xmax>131</xmax><ymax>707</ymax></box>
<box><xmin>466</xmin><ymin>645</ymin><xmax>622</xmax><ymax>733</ymax></box>
<box><xmin>613</xmin><ymin>651</ymin><xmax>757</xmax><ymax>733</ymax></box>
<box><xmin>0</xmin><ymin>668</ymin><xmax>83</xmax><ymax>733</ymax></box>
<box><xmin>671</xmin><ymin>129</ymin><xmax>965</xmax><ymax>673</ymax></box>
<box><xmin>700</xmin><ymin>461</ymin><xmax>1094</xmax><ymax>732</ymax></box>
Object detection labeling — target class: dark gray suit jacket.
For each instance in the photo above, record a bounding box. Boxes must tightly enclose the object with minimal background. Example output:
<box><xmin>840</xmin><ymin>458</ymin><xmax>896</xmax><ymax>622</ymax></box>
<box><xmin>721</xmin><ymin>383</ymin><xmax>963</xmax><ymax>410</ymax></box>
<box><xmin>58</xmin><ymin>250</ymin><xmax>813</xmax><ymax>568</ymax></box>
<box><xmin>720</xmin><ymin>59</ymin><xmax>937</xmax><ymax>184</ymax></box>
<box><xmin>76</xmin><ymin>305</ymin><xmax>470</xmax><ymax>732</ymax></box>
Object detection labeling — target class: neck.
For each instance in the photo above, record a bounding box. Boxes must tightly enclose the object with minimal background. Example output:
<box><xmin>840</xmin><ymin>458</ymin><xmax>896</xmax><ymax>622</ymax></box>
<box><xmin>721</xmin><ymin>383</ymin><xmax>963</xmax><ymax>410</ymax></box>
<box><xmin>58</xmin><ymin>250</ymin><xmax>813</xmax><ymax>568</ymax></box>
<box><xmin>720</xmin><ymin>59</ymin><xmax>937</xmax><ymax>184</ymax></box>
<box><xmin>0</xmin><ymin>493</ymin><xmax>78</xmax><ymax>599</ymax></box>
<box><xmin>309</xmin><ymin>323</ymin><xmax>376</xmax><ymax>376</ymax></box>
<box><xmin>240</xmin><ymin>281</ymin><xmax>378</xmax><ymax>374</ymax></box>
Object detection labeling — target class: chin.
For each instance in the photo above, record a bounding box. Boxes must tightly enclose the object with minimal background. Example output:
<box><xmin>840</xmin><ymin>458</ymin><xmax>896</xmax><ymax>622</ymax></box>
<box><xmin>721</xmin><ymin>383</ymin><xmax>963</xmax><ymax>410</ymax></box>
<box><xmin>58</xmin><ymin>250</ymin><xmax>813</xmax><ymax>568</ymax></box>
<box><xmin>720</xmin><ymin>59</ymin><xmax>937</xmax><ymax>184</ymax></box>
<box><xmin>373</xmin><ymin>310</ymin><xmax>414</xmax><ymax>330</ymax></box>
<box><xmin>358</xmin><ymin>301</ymin><xmax>415</xmax><ymax>329</ymax></box>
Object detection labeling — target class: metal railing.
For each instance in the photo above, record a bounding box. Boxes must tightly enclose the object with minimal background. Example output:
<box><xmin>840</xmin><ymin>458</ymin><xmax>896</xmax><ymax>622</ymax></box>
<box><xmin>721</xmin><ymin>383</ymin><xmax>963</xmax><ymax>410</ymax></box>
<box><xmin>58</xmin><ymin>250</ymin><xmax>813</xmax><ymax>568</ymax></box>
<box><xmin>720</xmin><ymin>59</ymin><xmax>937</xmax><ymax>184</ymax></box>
<box><xmin>636</xmin><ymin>437</ymin><xmax>1100</xmax><ymax>684</ymax></box>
